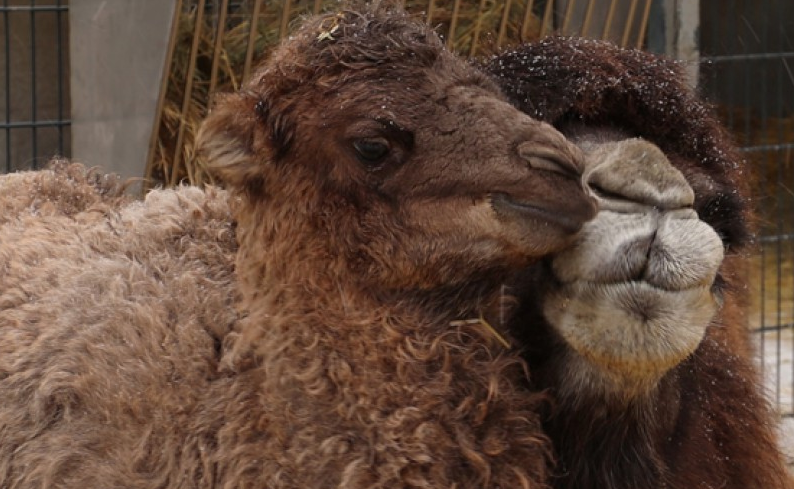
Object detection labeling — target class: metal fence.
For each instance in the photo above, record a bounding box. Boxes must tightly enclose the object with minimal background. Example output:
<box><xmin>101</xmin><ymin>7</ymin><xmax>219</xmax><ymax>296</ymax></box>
<box><xmin>700</xmin><ymin>0</ymin><xmax>794</xmax><ymax>417</ymax></box>
<box><xmin>0</xmin><ymin>0</ymin><xmax>70</xmax><ymax>173</ymax></box>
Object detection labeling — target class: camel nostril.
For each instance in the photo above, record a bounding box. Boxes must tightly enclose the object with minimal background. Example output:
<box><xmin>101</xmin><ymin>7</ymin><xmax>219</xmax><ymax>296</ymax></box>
<box><xmin>526</xmin><ymin>156</ymin><xmax>573</xmax><ymax>175</ymax></box>
<box><xmin>518</xmin><ymin>142</ymin><xmax>581</xmax><ymax>178</ymax></box>
<box><xmin>583</xmin><ymin>138</ymin><xmax>695</xmax><ymax>212</ymax></box>
<box><xmin>588</xmin><ymin>182</ymin><xmax>628</xmax><ymax>202</ymax></box>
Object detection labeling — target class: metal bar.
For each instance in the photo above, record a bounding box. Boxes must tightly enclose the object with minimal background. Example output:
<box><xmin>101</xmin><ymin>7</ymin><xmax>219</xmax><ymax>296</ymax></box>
<box><xmin>209</xmin><ymin>0</ymin><xmax>230</xmax><ymax>95</ymax></box>
<box><xmin>0</xmin><ymin>120</ymin><xmax>71</xmax><ymax>129</ymax></box>
<box><xmin>776</xmin><ymin>141</ymin><xmax>784</xmax><ymax>405</ymax></box>
<box><xmin>756</xmin><ymin>1</ymin><xmax>779</xmax><ymax>406</ymax></box>
<box><xmin>579</xmin><ymin>0</ymin><xmax>594</xmax><ymax>37</ymax></box>
<box><xmin>759</xmin><ymin>233</ymin><xmax>794</xmax><ymax>243</ymax></box>
<box><xmin>0</xmin><ymin>6</ymin><xmax>67</xmax><ymax>12</ymax></box>
<box><xmin>145</xmin><ymin>0</ymin><xmax>184</xmax><ymax>185</ymax></box>
<box><xmin>469</xmin><ymin>0</ymin><xmax>489</xmax><ymax>57</ymax></box>
<box><xmin>170</xmin><ymin>0</ymin><xmax>206</xmax><ymax>186</ymax></box>
<box><xmin>635</xmin><ymin>0</ymin><xmax>652</xmax><ymax>49</ymax></box>
<box><xmin>520</xmin><ymin>0</ymin><xmax>536</xmax><ymax>40</ymax></box>
<box><xmin>279</xmin><ymin>0</ymin><xmax>293</xmax><ymax>39</ymax></box>
<box><xmin>601</xmin><ymin>0</ymin><xmax>617</xmax><ymax>40</ymax></box>
<box><xmin>243</xmin><ymin>0</ymin><xmax>263</xmax><ymax>81</ymax></box>
<box><xmin>786</xmin><ymin>148</ymin><xmax>794</xmax><ymax>408</ymax></box>
<box><xmin>620</xmin><ymin>0</ymin><xmax>638</xmax><ymax>47</ymax></box>
<box><xmin>561</xmin><ymin>0</ymin><xmax>576</xmax><ymax>34</ymax></box>
<box><xmin>539</xmin><ymin>0</ymin><xmax>554</xmax><ymax>38</ymax></box>
<box><xmin>447</xmin><ymin>0</ymin><xmax>462</xmax><ymax>49</ymax></box>
<box><xmin>725</xmin><ymin>0</ymin><xmax>737</xmax><ymax>129</ymax></box>
<box><xmin>755</xmin><ymin>324</ymin><xmax>794</xmax><ymax>333</ymax></box>
<box><xmin>740</xmin><ymin>142</ymin><xmax>794</xmax><ymax>152</ymax></box>
<box><xmin>772</xmin><ymin>5</ymin><xmax>789</xmax><ymax>411</ymax></box>
<box><xmin>703</xmin><ymin>51</ymin><xmax>794</xmax><ymax>63</ymax></box>
<box><xmin>29</xmin><ymin>0</ymin><xmax>37</xmax><ymax>167</ymax></box>
<box><xmin>741</xmin><ymin>5</ymin><xmax>755</xmax><ymax>359</ymax></box>
<box><xmin>496</xmin><ymin>0</ymin><xmax>512</xmax><ymax>48</ymax></box>
<box><xmin>425</xmin><ymin>0</ymin><xmax>435</xmax><ymax>24</ymax></box>
<box><xmin>3</xmin><ymin>0</ymin><xmax>10</xmax><ymax>172</ymax></box>
<box><xmin>56</xmin><ymin>0</ymin><xmax>64</xmax><ymax>155</ymax></box>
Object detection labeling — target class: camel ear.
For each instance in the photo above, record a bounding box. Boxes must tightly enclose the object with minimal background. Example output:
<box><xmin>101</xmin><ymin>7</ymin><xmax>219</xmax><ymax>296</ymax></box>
<box><xmin>197</xmin><ymin>91</ymin><xmax>294</xmax><ymax>193</ymax></box>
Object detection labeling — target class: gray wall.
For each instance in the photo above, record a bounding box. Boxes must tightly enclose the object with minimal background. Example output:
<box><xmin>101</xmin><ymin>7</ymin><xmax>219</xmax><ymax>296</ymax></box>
<box><xmin>70</xmin><ymin>0</ymin><xmax>176</xmax><ymax>179</ymax></box>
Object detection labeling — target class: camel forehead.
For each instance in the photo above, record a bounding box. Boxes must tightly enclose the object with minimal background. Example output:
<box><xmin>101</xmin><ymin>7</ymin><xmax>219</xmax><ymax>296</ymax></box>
<box><xmin>248</xmin><ymin>9</ymin><xmax>496</xmax><ymax>101</ymax></box>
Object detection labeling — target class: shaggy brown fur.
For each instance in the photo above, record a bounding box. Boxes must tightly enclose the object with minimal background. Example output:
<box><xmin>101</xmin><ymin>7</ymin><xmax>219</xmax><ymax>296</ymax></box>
<box><xmin>485</xmin><ymin>37</ymin><xmax>793</xmax><ymax>489</ymax></box>
<box><xmin>0</xmin><ymin>160</ymin><xmax>129</xmax><ymax>225</ymax></box>
<box><xmin>0</xmin><ymin>169</ymin><xmax>238</xmax><ymax>488</ymax></box>
<box><xmin>0</xmin><ymin>9</ymin><xmax>596</xmax><ymax>489</ymax></box>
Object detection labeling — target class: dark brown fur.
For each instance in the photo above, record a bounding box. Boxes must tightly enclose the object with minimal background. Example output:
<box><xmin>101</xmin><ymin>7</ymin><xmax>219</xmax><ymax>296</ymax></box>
<box><xmin>485</xmin><ymin>37</ymin><xmax>793</xmax><ymax>489</ymax></box>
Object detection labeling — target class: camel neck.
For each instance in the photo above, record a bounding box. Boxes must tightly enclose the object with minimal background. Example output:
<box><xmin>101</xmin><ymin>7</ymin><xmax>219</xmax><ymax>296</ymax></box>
<box><xmin>231</xmin><ymin>199</ymin><xmax>509</xmax><ymax>328</ymax></box>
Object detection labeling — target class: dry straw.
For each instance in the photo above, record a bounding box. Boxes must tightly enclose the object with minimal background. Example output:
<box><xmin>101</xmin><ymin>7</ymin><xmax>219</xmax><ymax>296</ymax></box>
<box><xmin>146</xmin><ymin>0</ymin><xmax>653</xmax><ymax>189</ymax></box>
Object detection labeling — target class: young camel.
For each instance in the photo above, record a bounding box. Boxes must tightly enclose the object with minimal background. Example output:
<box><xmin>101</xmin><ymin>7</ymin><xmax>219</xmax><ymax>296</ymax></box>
<box><xmin>0</xmin><ymin>9</ymin><xmax>595</xmax><ymax>489</ymax></box>
<box><xmin>486</xmin><ymin>37</ymin><xmax>793</xmax><ymax>489</ymax></box>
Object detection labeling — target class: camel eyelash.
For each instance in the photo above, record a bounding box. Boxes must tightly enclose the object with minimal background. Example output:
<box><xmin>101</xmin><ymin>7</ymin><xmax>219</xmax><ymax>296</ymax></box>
<box><xmin>373</xmin><ymin>118</ymin><xmax>415</xmax><ymax>151</ymax></box>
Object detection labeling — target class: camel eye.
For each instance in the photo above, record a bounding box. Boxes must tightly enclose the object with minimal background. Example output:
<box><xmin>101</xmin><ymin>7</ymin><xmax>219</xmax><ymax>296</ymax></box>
<box><xmin>353</xmin><ymin>138</ymin><xmax>390</xmax><ymax>166</ymax></box>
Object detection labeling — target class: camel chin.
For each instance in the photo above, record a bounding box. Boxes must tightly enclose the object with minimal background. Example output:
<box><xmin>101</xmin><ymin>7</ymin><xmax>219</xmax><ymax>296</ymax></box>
<box><xmin>544</xmin><ymin>210</ymin><xmax>724</xmax><ymax>394</ymax></box>
<box><xmin>543</xmin><ymin>135</ymin><xmax>726</xmax><ymax>396</ymax></box>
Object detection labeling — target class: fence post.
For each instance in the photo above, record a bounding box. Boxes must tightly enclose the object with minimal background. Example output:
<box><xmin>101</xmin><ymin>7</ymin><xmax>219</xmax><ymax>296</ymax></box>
<box><xmin>69</xmin><ymin>0</ymin><xmax>177</xmax><ymax>180</ymax></box>
<box><xmin>651</xmin><ymin>0</ymin><xmax>700</xmax><ymax>88</ymax></box>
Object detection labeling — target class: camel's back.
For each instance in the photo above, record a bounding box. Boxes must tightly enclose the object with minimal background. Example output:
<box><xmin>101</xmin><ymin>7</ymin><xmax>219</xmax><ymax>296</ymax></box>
<box><xmin>0</xmin><ymin>164</ymin><xmax>238</xmax><ymax>488</ymax></box>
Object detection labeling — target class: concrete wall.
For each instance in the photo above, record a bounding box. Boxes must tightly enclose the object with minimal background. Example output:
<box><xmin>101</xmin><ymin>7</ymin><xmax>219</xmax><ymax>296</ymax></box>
<box><xmin>70</xmin><ymin>0</ymin><xmax>176</xmax><ymax>179</ymax></box>
<box><xmin>646</xmin><ymin>0</ymin><xmax>700</xmax><ymax>88</ymax></box>
<box><xmin>662</xmin><ymin>0</ymin><xmax>700</xmax><ymax>87</ymax></box>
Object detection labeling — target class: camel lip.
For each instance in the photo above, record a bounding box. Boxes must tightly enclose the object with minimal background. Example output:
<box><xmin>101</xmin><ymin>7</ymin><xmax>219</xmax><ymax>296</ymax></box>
<box><xmin>490</xmin><ymin>192</ymin><xmax>587</xmax><ymax>234</ymax></box>
<box><xmin>562</xmin><ymin>279</ymin><xmax>714</xmax><ymax>296</ymax></box>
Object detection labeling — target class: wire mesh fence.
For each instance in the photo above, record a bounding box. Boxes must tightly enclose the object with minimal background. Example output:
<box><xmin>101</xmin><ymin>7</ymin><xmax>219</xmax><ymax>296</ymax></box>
<box><xmin>700</xmin><ymin>0</ymin><xmax>794</xmax><ymax>417</ymax></box>
<box><xmin>0</xmin><ymin>0</ymin><xmax>70</xmax><ymax>172</ymax></box>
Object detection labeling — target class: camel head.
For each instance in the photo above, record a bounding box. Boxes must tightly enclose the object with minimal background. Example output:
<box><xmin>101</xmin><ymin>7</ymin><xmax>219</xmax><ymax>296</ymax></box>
<box><xmin>197</xmin><ymin>8</ymin><xmax>596</xmax><ymax>300</ymax></box>
<box><xmin>541</xmin><ymin>126</ymin><xmax>725</xmax><ymax>396</ymax></box>
<box><xmin>486</xmin><ymin>37</ymin><xmax>748</xmax><ymax>400</ymax></box>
